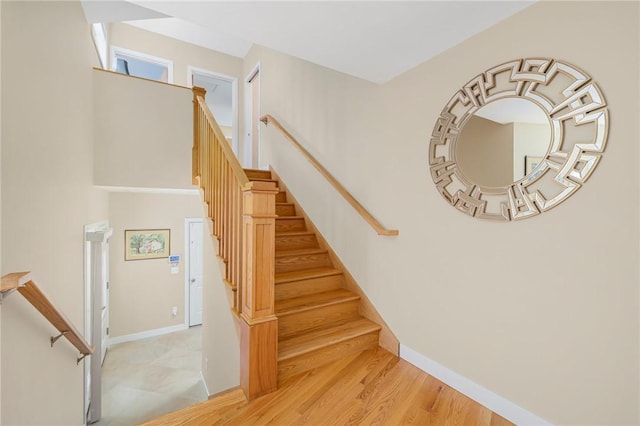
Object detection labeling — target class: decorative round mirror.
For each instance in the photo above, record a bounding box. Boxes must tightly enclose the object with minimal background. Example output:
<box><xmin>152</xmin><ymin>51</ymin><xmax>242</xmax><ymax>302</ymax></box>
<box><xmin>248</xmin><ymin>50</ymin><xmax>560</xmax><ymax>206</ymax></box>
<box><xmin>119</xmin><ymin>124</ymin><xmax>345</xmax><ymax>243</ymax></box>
<box><xmin>428</xmin><ymin>58</ymin><xmax>609</xmax><ymax>221</ymax></box>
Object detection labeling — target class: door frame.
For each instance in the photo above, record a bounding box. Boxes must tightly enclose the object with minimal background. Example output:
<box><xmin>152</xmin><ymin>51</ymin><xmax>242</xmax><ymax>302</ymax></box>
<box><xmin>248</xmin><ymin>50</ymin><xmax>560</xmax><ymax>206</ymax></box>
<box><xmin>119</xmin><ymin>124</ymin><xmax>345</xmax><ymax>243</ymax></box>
<box><xmin>184</xmin><ymin>218</ymin><xmax>204</xmax><ymax>327</ymax></box>
<box><xmin>83</xmin><ymin>220</ymin><xmax>113</xmax><ymax>424</ymax></box>
<box><xmin>244</xmin><ymin>62</ymin><xmax>261</xmax><ymax>169</ymax></box>
<box><xmin>187</xmin><ymin>66</ymin><xmax>239</xmax><ymax>157</ymax></box>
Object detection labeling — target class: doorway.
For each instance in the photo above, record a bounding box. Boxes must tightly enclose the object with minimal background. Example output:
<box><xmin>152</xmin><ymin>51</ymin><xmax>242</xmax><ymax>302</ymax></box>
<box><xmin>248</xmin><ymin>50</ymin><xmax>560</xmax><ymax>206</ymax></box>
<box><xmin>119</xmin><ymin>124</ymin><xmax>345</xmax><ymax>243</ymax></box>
<box><xmin>245</xmin><ymin>64</ymin><xmax>261</xmax><ymax>169</ymax></box>
<box><xmin>186</xmin><ymin>218</ymin><xmax>204</xmax><ymax>327</ymax></box>
<box><xmin>188</xmin><ymin>67</ymin><xmax>238</xmax><ymax>157</ymax></box>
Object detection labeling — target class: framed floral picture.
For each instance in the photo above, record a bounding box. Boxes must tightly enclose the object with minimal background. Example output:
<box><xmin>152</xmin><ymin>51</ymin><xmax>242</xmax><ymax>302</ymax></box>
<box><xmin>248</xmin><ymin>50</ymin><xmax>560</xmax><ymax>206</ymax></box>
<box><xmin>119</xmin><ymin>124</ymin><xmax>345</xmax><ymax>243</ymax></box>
<box><xmin>125</xmin><ymin>229</ymin><xmax>170</xmax><ymax>261</ymax></box>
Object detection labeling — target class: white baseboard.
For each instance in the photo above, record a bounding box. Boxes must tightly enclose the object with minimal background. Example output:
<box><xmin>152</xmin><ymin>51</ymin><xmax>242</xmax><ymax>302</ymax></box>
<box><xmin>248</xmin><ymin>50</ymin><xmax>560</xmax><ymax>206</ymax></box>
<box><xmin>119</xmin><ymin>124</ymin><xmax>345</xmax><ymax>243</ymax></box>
<box><xmin>201</xmin><ymin>371</ymin><xmax>210</xmax><ymax>397</ymax></box>
<box><xmin>399</xmin><ymin>344</ymin><xmax>552</xmax><ymax>426</ymax></box>
<box><xmin>109</xmin><ymin>324</ymin><xmax>188</xmax><ymax>345</ymax></box>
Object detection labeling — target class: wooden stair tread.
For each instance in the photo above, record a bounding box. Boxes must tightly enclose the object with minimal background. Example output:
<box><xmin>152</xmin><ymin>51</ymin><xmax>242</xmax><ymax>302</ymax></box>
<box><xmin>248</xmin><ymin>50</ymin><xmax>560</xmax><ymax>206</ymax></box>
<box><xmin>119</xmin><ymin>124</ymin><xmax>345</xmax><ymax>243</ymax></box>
<box><xmin>278</xmin><ymin>318</ymin><xmax>381</xmax><ymax>361</ymax></box>
<box><xmin>275</xmin><ymin>289</ymin><xmax>359</xmax><ymax>316</ymax></box>
<box><xmin>275</xmin><ymin>230</ymin><xmax>315</xmax><ymax>237</ymax></box>
<box><xmin>275</xmin><ymin>247</ymin><xmax>327</xmax><ymax>258</ymax></box>
<box><xmin>243</xmin><ymin>168</ymin><xmax>271</xmax><ymax>177</ymax></box>
<box><xmin>248</xmin><ymin>177</ymin><xmax>278</xmax><ymax>183</ymax></box>
<box><xmin>276</xmin><ymin>267</ymin><xmax>342</xmax><ymax>284</ymax></box>
<box><xmin>276</xmin><ymin>215</ymin><xmax>304</xmax><ymax>220</ymax></box>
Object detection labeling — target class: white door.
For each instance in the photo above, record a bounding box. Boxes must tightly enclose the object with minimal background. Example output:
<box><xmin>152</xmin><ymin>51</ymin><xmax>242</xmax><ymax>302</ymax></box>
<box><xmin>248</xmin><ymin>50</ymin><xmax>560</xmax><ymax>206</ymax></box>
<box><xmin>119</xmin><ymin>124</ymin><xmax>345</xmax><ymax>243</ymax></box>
<box><xmin>189</xmin><ymin>220</ymin><xmax>204</xmax><ymax>326</ymax></box>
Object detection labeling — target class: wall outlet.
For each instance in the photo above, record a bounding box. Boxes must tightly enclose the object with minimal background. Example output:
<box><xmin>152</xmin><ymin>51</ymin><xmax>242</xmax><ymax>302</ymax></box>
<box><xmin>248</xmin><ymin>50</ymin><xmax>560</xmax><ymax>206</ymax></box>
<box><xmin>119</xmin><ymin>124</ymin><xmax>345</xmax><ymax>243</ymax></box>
<box><xmin>172</xmin><ymin>306</ymin><xmax>178</xmax><ymax>317</ymax></box>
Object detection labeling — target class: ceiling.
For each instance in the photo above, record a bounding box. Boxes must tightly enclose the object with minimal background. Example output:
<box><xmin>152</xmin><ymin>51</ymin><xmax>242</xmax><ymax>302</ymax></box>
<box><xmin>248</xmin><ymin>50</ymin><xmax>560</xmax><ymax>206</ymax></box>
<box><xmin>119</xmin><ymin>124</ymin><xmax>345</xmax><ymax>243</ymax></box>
<box><xmin>81</xmin><ymin>1</ymin><xmax>534</xmax><ymax>84</ymax></box>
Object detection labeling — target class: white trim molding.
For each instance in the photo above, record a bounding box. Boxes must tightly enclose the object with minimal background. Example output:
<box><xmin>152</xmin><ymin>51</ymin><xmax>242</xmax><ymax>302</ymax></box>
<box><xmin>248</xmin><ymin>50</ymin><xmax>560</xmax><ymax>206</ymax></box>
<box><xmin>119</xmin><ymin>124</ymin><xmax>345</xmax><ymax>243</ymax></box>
<box><xmin>109</xmin><ymin>324</ymin><xmax>188</xmax><ymax>345</ymax></box>
<box><xmin>399</xmin><ymin>344</ymin><xmax>552</xmax><ymax>426</ymax></box>
<box><xmin>95</xmin><ymin>186</ymin><xmax>199</xmax><ymax>195</ymax></box>
<box><xmin>110</xmin><ymin>45</ymin><xmax>174</xmax><ymax>83</ymax></box>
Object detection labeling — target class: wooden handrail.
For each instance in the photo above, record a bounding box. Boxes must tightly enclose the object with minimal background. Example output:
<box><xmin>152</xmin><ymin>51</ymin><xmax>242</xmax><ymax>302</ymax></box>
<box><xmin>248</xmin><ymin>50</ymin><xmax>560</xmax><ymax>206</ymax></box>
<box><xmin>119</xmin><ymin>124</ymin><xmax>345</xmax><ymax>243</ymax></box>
<box><xmin>1</xmin><ymin>272</ymin><xmax>94</xmax><ymax>363</ymax></box>
<box><xmin>260</xmin><ymin>114</ymin><xmax>399</xmax><ymax>236</ymax></box>
<box><xmin>194</xmin><ymin>93</ymin><xmax>250</xmax><ymax>190</ymax></box>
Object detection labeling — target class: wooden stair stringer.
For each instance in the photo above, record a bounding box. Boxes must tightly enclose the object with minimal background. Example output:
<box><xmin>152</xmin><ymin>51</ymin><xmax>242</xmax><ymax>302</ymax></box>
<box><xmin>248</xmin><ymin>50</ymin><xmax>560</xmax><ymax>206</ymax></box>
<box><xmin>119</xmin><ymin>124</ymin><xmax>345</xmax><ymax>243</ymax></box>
<box><xmin>270</xmin><ymin>168</ymin><xmax>400</xmax><ymax>356</ymax></box>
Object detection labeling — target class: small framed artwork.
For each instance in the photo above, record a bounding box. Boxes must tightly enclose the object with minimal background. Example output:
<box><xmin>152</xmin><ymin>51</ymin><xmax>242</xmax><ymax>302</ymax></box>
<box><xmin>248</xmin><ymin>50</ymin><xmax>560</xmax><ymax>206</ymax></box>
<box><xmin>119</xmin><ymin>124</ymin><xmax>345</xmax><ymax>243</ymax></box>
<box><xmin>125</xmin><ymin>229</ymin><xmax>170</xmax><ymax>261</ymax></box>
<box><xmin>525</xmin><ymin>156</ymin><xmax>543</xmax><ymax>175</ymax></box>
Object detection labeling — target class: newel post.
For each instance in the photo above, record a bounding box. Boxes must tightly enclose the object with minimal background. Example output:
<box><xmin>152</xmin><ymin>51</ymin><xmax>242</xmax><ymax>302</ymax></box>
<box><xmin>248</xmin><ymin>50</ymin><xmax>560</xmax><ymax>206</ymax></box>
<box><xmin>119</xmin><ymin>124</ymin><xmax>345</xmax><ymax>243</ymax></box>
<box><xmin>192</xmin><ymin>86</ymin><xmax>206</xmax><ymax>184</ymax></box>
<box><xmin>239</xmin><ymin>180</ymin><xmax>279</xmax><ymax>399</ymax></box>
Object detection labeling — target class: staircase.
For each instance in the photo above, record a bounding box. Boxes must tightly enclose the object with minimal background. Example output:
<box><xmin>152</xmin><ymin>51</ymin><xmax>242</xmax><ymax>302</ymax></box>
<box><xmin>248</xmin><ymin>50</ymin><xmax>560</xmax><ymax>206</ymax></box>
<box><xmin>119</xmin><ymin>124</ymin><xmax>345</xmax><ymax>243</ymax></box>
<box><xmin>244</xmin><ymin>169</ymin><xmax>381</xmax><ymax>382</ymax></box>
<box><xmin>192</xmin><ymin>87</ymin><xmax>397</xmax><ymax>400</ymax></box>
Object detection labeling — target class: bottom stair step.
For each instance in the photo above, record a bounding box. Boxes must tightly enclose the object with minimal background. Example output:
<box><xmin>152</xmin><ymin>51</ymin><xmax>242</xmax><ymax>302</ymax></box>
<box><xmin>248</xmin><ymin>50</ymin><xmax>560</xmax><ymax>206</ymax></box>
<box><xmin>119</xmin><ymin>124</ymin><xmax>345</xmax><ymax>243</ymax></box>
<box><xmin>279</xmin><ymin>318</ymin><xmax>380</xmax><ymax>360</ymax></box>
<box><xmin>278</xmin><ymin>318</ymin><xmax>380</xmax><ymax>381</ymax></box>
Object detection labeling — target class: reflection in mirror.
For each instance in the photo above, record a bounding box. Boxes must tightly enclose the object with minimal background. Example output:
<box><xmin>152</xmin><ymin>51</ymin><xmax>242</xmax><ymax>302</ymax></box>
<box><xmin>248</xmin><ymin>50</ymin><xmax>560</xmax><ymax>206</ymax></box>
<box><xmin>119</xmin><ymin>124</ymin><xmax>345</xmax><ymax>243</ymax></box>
<box><xmin>455</xmin><ymin>98</ymin><xmax>551</xmax><ymax>188</ymax></box>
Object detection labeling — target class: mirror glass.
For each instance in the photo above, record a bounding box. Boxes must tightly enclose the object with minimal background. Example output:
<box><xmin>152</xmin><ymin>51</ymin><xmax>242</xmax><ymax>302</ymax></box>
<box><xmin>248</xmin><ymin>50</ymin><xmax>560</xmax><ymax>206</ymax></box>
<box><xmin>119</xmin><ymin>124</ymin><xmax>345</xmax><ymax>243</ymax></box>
<box><xmin>455</xmin><ymin>98</ymin><xmax>551</xmax><ymax>188</ymax></box>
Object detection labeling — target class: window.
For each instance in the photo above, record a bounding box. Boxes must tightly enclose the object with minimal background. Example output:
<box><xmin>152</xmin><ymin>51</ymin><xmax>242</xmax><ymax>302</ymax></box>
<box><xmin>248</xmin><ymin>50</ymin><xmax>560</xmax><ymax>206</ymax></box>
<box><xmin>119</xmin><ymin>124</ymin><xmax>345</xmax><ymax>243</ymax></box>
<box><xmin>110</xmin><ymin>46</ymin><xmax>174</xmax><ymax>83</ymax></box>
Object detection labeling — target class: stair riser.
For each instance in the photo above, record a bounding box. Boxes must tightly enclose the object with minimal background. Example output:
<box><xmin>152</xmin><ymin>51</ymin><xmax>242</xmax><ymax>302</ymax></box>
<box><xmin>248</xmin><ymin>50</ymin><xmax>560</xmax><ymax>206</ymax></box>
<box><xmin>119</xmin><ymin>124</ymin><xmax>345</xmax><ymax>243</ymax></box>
<box><xmin>278</xmin><ymin>300</ymin><xmax>361</xmax><ymax>338</ymax></box>
<box><xmin>276</xmin><ymin>274</ymin><xmax>344</xmax><ymax>300</ymax></box>
<box><xmin>276</xmin><ymin>192</ymin><xmax>287</xmax><ymax>203</ymax></box>
<box><xmin>276</xmin><ymin>204</ymin><xmax>296</xmax><ymax>216</ymax></box>
<box><xmin>275</xmin><ymin>234</ymin><xmax>318</xmax><ymax>251</ymax></box>
<box><xmin>275</xmin><ymin>253</ymin><xmax>331</xmax><ymax>273</ymax></box>
<box><xmin>275</xmin><ymin>218</ymin><xmax>306</xmax><ymax>233</ymax></box>
<box><xmin>278</xmin><ymin>332</ymin><xmax>379</xmax><ymax>382</ymax></box>
<box><xmin>245</xmin><ymin>170</ymin><xmax>272</xmax><ymax>180</ymax></box>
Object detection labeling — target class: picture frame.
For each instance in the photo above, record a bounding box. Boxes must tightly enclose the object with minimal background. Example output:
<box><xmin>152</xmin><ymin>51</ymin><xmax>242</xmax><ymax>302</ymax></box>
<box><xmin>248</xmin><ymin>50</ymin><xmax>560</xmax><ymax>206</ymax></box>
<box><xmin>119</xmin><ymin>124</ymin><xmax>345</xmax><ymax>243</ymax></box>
<box><xmin>525</xmin><ymin>156</ymin><xmax>543</xmax><ymax>176</ymax></box>
<box><xmin>125</xmin><ymin>229</ymin><xmax>170</xmax><ymax>261</ymax></box>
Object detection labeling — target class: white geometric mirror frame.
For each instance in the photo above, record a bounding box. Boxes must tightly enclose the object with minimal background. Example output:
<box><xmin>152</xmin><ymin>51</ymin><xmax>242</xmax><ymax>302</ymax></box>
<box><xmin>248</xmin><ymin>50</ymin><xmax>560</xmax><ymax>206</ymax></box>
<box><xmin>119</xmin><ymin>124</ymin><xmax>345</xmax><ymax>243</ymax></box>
<box><xmin>428</xmin><ymin>58</ymin><xmax>609</xmax><ymax>221</ymax></box>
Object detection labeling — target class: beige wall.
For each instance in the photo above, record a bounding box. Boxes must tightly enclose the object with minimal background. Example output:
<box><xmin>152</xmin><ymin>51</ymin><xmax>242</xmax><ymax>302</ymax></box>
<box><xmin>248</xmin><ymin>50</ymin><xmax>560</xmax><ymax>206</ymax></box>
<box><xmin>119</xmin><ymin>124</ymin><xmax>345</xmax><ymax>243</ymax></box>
<box><xmin>200</xmin><ymin>218</ymin><xmax>240</xmax><ymax>396</ymax></box>
<box><xmin>456</xmin><ymin>116</ymin><xmax>513</xmax><ymax>187</ymax></box>
<box><xmin>1</xmin><ymin>2</ymin><xmax>109</xmax><ymax>424</ymax></box>
<box><xmin>93</xmin><ymin>70</ymin><xmax>193</xmax><ymax>190</ymax></box>
<box><xmin>108</xmin><ymin>23</ymin><xmax>245</xmax><ymax>159</ymax></box>
<box><xmin>108</xmin><ymin>192</ymin><xmax>202</xmax><ymax>337</ymax></box>
<box><xmin>251</xmin><ymin>2</ymin><xmax>639</xmax><ymax>424</ymax></box>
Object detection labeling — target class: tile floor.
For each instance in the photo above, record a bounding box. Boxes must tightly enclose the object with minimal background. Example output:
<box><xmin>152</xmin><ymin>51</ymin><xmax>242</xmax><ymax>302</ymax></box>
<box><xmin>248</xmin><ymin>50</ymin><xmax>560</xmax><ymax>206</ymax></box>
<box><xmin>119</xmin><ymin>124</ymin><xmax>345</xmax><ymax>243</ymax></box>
<box><xmin>93</xmin><ymin>326</ymin><xmax>207</xmax><ymax>426</ymax></box>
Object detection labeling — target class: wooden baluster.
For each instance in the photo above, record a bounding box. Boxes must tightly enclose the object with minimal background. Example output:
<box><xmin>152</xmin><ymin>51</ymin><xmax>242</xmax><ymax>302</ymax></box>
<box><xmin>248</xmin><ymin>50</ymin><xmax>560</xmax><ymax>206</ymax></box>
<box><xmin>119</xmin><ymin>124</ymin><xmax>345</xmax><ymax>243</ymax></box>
<box><xmin>192</xmin><ymin>88</ymin><xmax>206</xmax><ymax>184</ymax></box>
<box><xmin>231</xmin><ymin>178</ymin><xmax>242</xmax><ymax>314</ymax></box>
<box><xmin>222</xmin><ymin>161</ymin><xmax>229</xmax><ymax>265</ymax></box>
<box><xmin>235</xmin><ymin>181</ymin><xmax>244</xmax><ymax>313</ymax></box>
<box><xmin>214</xmin><ymin>137</ymin><xmax>221</xmax><ymax>239</ymax></box>
<box><xmin>224</xmin><ymin>163</ymin><xmax>232</xmax><ymax>279</ymax></box>
<box><xmin>239</xmin><ymin>181</ymin><xmax>278</xmax><ymax>399</ymax></box>
<box><xmin>202</xmin><ymin>114</ymin><xmax>209</xmax><ymax>203</ymax></box>
<box><xmin>209</xmin><ymin>132</ymin><xmax>217</xmax><ymax>227</ymax></box>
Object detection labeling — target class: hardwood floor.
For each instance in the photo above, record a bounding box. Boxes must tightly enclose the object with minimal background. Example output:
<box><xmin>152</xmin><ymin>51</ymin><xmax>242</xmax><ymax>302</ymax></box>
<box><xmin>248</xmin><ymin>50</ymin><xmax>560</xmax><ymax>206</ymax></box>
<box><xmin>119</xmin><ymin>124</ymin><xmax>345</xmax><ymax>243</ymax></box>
<box><xmin>142</xmin><ymin>347</ymin><xmax>513</xmax><ymax>426</ymax></box>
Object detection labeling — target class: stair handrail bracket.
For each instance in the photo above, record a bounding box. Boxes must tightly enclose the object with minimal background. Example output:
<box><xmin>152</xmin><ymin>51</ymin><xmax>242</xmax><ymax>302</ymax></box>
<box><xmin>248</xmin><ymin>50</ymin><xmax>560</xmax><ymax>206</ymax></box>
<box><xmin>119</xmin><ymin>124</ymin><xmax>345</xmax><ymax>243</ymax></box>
<box><xmin>1</xmin><ymin>272</ymin><xmax>94</xmax><ymax>364</ymax></box>
<box><xmin>260</xmin><ymin>114</ymin><xmax>399</xmax><ymax>236</ymax></box>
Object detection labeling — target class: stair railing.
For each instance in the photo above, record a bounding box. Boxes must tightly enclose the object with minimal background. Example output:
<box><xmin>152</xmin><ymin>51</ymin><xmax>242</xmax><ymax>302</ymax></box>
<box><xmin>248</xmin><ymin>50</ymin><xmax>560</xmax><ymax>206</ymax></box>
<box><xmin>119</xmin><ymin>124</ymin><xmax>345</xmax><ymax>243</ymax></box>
<box><xmin>0</xmin><ymin>272</ymin><xmax>93</xmax><ymax>364</ymax></box>
<box><xmin>193</xmin><ymin>88</ymin><xmax>278</xmax><ymax>399</ymax></box>
<box><xmin>260</xmin><ymin>114</ymin><xmax>399</xmax><ymax>236</ymax></box>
